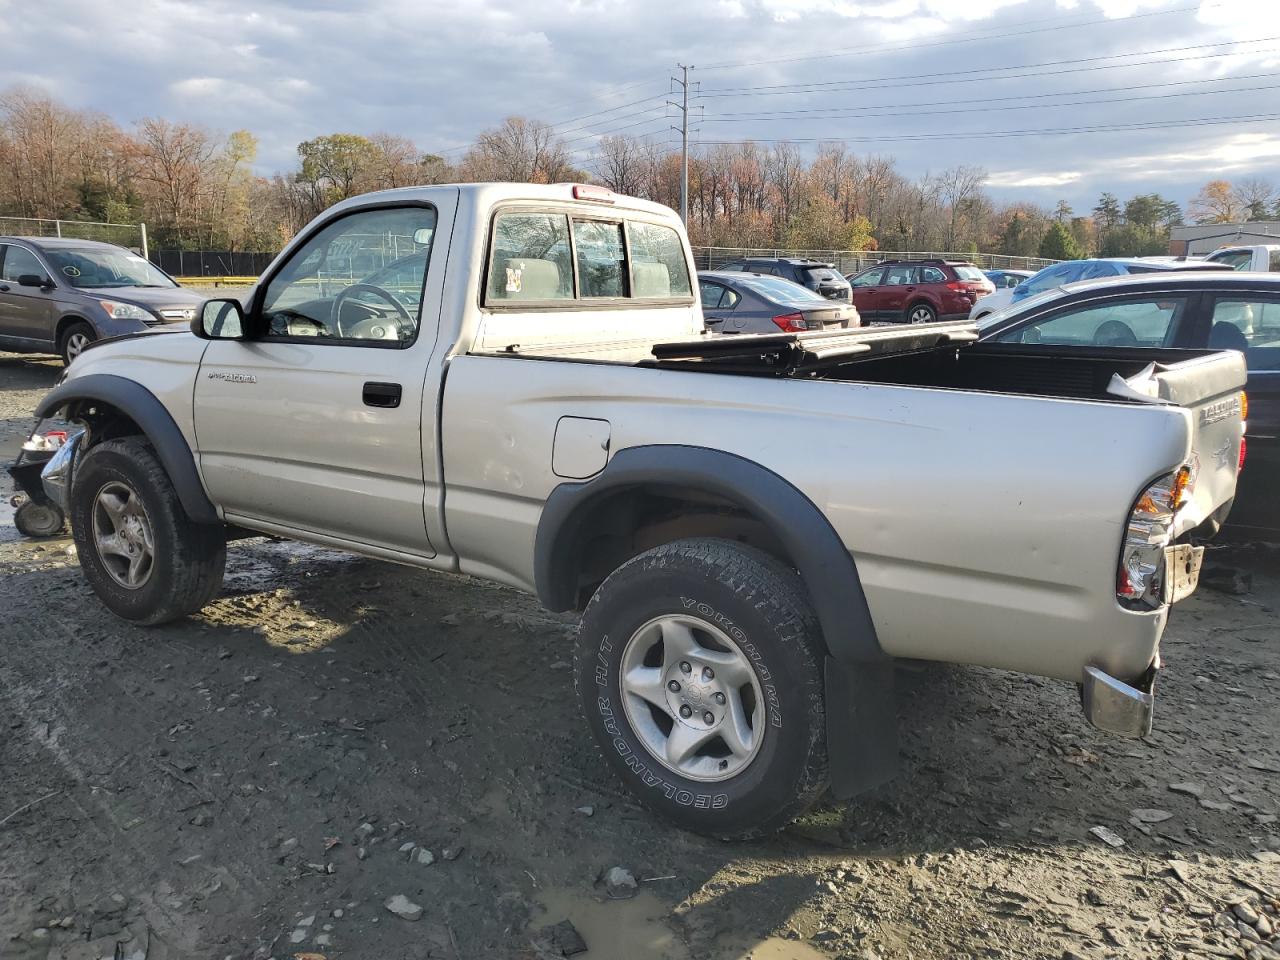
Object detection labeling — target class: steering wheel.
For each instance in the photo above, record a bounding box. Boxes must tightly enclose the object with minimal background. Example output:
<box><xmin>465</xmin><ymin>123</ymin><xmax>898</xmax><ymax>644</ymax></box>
<box><xmin>1093</xmin><ymin>319</ymin><xmax>1137</xmax><ymax>347</ymax></box>
<box><xmin>331</xmin><ymin>283</ymin><xmax>411</xmax><ymax>338</ymax></box>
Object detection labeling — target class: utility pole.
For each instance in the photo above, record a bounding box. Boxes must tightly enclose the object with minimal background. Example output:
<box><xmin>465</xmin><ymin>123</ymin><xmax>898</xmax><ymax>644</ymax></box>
<box><xmin>669</xmin><ymin>64</ymin><xmax>695</xmax><ymax>225</ymax></box>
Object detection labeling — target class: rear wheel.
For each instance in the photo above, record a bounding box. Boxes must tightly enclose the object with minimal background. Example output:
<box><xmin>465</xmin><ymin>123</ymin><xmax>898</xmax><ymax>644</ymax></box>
<box><xmin>905</xmin><ymin>302</ymin><xmax>936</xmax><ymax>325</ymax></box>
<box><xmin>59</xmin><ymin>322</ymin><xmax>95</xmax><ymax>365</ymax></box>
<box><xmin>70</xmin><ymin>436</ymin><xmax>225</xmax><ymax>625</ymax></box>
<box><xmin>575</xmin><ymin>538</ymin><xmax>828</xmax><ymax>839</ymax></box>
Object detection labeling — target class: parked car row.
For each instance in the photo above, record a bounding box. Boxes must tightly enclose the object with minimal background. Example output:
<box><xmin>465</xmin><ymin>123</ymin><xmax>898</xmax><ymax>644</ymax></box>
<box><xmin>969</xmin><ymin>257</ymin><xmax>1234</xmax><ymax>320</ymax></box>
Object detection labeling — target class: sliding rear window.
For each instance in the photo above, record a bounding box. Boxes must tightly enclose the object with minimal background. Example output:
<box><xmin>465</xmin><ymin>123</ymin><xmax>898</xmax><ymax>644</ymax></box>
<box><xmin>485</xmin><ymin>210</ymin><xmax>692</xmax><ymax>307</ymax></box>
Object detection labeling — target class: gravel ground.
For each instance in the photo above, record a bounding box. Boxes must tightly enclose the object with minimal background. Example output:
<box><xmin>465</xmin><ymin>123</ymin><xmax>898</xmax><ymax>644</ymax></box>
<box><xmin>1</xmin><ymin>350</ymin><xmax>1277</xmax><ymax>960</ymax></box>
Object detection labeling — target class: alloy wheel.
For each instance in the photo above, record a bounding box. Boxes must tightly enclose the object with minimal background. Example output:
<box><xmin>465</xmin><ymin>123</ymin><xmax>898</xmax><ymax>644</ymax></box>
<box><xmin>91</xmin><ymin>481</ymin><xmax>155</xmax><ymax>589</ymax></box>
<box><xmin>618</xmin><ymin>614</ymin><xmax>765</xmax><ymax>782</ymax></box>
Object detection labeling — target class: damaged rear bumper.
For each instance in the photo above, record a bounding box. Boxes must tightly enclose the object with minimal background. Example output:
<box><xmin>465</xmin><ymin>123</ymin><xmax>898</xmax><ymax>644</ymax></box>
<box><xmin>1082</xmin><ymin>663</ymin><xmax>1156</xmax><ymax>738</ymax></box>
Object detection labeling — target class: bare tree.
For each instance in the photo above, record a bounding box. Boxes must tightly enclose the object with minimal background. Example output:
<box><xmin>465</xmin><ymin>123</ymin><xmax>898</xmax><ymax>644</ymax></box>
<box><xmin>458</xmin><ymin>116</ymin><xmax>575</xmax><ymax>183</ymax></box>
<box><xmin>764</xmin><ymin>142</ymin><xmax>805</xmax><ymax>229</ymax></box>
<box><xmin>930</xmin><ymin>164</ymin><xmax>988</xmax><ymax>250</ymax></box>
<box><xmin>132</xmin><ymin>117</ymin><xmax>219</xmax><ymax>243</ymax></box>
<box><xmin>595</xmin><ymin>135</ymin><xmax>648</xmax><ymax>196</ymax></box>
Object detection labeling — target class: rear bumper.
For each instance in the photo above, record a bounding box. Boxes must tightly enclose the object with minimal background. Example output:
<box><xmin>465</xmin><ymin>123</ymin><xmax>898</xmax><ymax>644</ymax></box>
<box><xmin>1082</xmin><ymin>663</ymin><xmax>1156</xmax><ymax>738</ymax></box>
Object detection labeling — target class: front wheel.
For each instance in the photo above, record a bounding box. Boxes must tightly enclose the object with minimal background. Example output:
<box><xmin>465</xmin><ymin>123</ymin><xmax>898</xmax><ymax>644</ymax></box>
<box><xmin>70</xmin><ymin>436</ymin><xmax>226</xmax><ymax>625</ymax></box>
<box><xmin>905</xmin><ymin>302</ymin><xmax>936</xmax><ymax>325</ymax></box>
<box><xmin>60</xmin><ymin>322</ymin><xmax>96</xmax><ymax>366</ymax></box>
<box><xmin>575</xmin><ymin>538</ymin><xmax>827</xmax><ymax>839</ymax></box>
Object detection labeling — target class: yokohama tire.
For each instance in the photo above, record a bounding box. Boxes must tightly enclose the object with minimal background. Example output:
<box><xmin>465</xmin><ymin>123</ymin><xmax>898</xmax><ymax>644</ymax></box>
<box><xmin>70</xmin><ymin>436</ymin><xmax>226</xmax><ymax>625</ymax></box>
<box><xmin>575</xmin><ymin>538</ymin><xmax>828</xmax><ymax>839</ymax></box>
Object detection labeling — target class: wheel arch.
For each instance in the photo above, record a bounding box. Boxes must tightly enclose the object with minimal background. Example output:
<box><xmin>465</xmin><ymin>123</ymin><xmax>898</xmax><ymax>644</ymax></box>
<box><xmin>35</xmin><ymin>374</ymin><xmax>219</xmax><ymax>525</ymax></box>
<box><xmin>534</xmin><ymin>444</ymin><xmax>882</xmax><ymax>665</ymax></box>
<box><xmin>55</xmin><ymin>313</ymin><xmax>95</xmax><ymax>346</ymax></box>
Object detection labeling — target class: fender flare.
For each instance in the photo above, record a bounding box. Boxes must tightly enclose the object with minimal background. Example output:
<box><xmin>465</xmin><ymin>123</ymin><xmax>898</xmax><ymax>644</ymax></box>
<box><xmin>534</xmin><ymin>443</ymin><xmax>883</xmax><ymax>664</ymax></box>
<box><xmin>35</xmin><ymin>373</ymin><xmax>219</xmax><ymax>525</ymax></box>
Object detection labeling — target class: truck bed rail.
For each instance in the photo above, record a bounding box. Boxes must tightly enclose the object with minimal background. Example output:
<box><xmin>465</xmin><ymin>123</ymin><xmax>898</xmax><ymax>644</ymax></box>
<box><xmin>648</xmin><ymin>321</ymin><xmax>979</xmax><ymax>376</ymax></box>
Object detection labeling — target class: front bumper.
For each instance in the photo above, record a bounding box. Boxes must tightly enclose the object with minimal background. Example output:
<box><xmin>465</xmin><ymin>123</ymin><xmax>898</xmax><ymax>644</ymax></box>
<box><xmin>39</xmin><ymin>430</ymin><xmax>83</xmax><ymax>511</ymax></box>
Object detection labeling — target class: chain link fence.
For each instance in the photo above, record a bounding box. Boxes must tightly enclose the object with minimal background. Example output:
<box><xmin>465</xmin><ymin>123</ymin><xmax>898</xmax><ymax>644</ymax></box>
<box><xmin>0</xmin><ymin>216</ymin><xmax>148</xmax><ymax>253</ymax></box>
<box><xmin>692</xmin><ymin>246</ymin><xmax>1057</xmax><ymax>274</ymax></box>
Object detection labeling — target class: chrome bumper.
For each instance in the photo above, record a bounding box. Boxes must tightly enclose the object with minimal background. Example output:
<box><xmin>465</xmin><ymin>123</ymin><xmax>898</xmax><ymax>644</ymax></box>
<box><xmin>1082</xmin><ymin>664</ymin><xmax>1155</xmax><ymax>738</ymax></box>
<box><xmin>40</xmin><ymin>430</ymin><xmax>83</xmax><ymax>512</ymax></box>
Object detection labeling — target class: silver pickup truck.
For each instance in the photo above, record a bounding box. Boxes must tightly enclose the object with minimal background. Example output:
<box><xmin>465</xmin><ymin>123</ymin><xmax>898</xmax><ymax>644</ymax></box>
<box><xmin>29</xmin><ymin>183</ymin><xmax>1246</xmax><ymax>838</ymax></box>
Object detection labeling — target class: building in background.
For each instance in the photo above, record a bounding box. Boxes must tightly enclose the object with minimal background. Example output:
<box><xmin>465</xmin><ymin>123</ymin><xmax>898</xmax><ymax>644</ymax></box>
<box><xmin>1170</xmin><ymin>222</ymin><xmax>1280</xmax><ymax>256</ymax></box>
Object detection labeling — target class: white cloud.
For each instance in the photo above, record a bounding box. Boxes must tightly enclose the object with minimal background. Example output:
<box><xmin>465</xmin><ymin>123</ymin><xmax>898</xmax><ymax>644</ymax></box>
<box><xmin>988</xmin><ymin>170</ymin><xmax>1085</xmax><ymax>187</ymax></box>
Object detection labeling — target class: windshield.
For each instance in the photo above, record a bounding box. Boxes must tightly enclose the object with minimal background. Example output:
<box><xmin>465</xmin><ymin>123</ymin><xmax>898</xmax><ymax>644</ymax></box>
<box><xmin>954</xmin><ymin>265</ymin><xmax>987</xmax><ymax>281</ymax></box>
<box><xmin>976</xmin><ymin>287</ymin><xmax>1070</xmax><ymax>330</ymax></box>
<box><xmin>44</xmin><ymin>246</ymin><xmax>176</xmax><ymax>289</ymax></box>
<box><xmin>736</xmin><ymin>275</ymin><xmax>826</xmax><ymax>301</ymax></box>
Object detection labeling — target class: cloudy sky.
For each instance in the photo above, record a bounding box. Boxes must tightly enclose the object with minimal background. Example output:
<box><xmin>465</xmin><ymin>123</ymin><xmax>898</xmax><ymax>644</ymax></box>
<box><xmin>1</xmin><ymin>0</ymin><xmax>1277</xmax><ymax>211</ymax></box>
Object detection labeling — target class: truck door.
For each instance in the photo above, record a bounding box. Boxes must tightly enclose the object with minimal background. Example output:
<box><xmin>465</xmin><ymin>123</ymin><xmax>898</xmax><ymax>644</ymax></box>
<box><xmin>194</xmin><ymin>195</ymin><xmax>458</xmax><ymax>556</ymax></box>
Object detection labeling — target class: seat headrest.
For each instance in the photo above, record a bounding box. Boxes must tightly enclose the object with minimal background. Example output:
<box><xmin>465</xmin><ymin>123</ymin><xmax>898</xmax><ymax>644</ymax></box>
<box><xmin>501</xmin><ymin>258</ymin><xmax>562</xmax><ymax>300</ymax></box>
<box><xmin>1209</xmin><ymin>320</ymin><xmax>1249</xmax><ymax>352</ymax></box>
<box><xmin>632</xmin><ymin>261</ymin><xmax>671</xmax><ymax>298</ymax></box>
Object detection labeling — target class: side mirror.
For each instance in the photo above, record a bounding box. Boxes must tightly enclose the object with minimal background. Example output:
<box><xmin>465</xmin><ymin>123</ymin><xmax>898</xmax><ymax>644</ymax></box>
<box><xmin>18</xmin><ymin>274</ymin><xmax>52</xmax><ymax>289</ymax></box>
<box><xmin>193</xmin><ymin>298</ymin><xmax>249</xmax><ymax>340</ymax></box>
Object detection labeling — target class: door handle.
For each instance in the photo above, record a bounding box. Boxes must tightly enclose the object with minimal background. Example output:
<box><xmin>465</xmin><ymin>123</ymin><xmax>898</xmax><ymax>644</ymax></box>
<box><xmin>362</xmin><ymin>381</ymin><xmax>402</xmax><ymax>408</ymax></box>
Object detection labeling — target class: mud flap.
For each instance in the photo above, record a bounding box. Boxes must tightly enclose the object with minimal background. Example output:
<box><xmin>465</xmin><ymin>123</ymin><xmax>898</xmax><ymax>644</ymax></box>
<box><xmin>824</xmin><ymin>656</ymin><xmax>899</xmax><ymax>799</ymax></box>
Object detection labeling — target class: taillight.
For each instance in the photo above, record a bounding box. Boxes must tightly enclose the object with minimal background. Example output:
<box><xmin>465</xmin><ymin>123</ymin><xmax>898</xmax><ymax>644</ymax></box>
<box><xmin>945</xmin><ymin>281</ymin><xmax>966</xmax><ymax>292</ymax></box>
<box><xmin>772</xmin><ymin>312</ymin><xmax>807</xmax><ymax>332</ymax></box>
<box><xmin>1240</xmin><ymin>435</ymin><xmax>1247</xmax><ymax>471</ymax></box>
<box><xmin>1117</xmin><ymin>467</ymin><xmax>1193</xmax><ymax>608</ymax></box>
<box><xmin>1241</xmin><ymin>391</ymin><xmax>1248</xmax><ymax>422</ymax></box>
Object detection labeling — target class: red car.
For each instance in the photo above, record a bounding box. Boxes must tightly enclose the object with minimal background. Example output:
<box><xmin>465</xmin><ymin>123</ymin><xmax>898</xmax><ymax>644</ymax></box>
<box><xmin>845</xmin><ymin>259</ymin><xmax>994</xmax><ymax>324</ymax></box>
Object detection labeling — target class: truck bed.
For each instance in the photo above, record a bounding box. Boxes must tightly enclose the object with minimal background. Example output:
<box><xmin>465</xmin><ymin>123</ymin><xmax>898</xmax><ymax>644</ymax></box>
<box><xmin>649</xmin><ymin>322</ymin><xmax>1233</xmax><ymax>405</ymax></box>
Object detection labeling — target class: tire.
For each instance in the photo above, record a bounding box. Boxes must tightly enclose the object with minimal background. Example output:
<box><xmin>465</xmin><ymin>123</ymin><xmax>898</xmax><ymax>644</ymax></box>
<box><xmin>575</xmin><ymin>537</ymin><xmax>827</xmax><ymax>839</ymax></box>
<box><xmin>69</xmin><ymin>436</ymin><xmax>225</xmax><ymax>625</ymax></box>
<box><xmin>14</xmin><ymin>499</ymin><xmax>65</xmax><ymax>538</ymax></box>
<box><xmin>905</xmin><ymin>302</ymin><xmax>936</xmax><ymax>325</ymax></box>
<box><xmin>59</xmin><ymin>321</ymin><xmax>96</xmax><ymax>366</ymax></box>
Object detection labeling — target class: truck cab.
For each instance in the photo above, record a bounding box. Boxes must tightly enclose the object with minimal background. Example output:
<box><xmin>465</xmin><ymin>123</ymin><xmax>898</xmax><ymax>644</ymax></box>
<box><xmin>1203</xmin><ymin>244</ymin><xmax>1280</xmax><ymax>272</ymax></box>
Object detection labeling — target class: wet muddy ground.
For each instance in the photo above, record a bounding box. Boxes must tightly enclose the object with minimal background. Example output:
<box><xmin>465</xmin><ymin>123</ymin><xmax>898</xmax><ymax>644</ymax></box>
<box><xmin>1</xmin><ymin>351</ymin><xmax>1277</xmax><ymax>959</ymax></box>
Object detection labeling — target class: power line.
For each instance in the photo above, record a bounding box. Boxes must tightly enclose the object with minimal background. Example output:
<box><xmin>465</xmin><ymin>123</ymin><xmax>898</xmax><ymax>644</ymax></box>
<box><xmin>703</xmin><ymin>71</ymin><xmax>1280</xmax><ymax>119</ymax></box>
<box><xmin>696</xmin><ymin>3</ymin><xmax>1210</xmax><ymax>73</ymax></box>
<box><xmin>698</xmin><ymin>36</ymin><xmax>1280</xmax><ymax>98</ymax></box>
<box><xmin>698</xmin><ymin>79</ymin><xmax>1280</xmax><ymax>124</ymax></box>
<box><xmin>689</xmin><ymin>112</ymin><xmax>1280</xmax><ymax>146</ymax></box>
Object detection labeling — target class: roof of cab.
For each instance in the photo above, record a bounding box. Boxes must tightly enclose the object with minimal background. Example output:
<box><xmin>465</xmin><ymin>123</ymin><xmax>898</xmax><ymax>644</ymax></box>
<box><xmin>323</xmin><ymin>182</ymin><xmax>681</xmax><ymax>221</ymax></box>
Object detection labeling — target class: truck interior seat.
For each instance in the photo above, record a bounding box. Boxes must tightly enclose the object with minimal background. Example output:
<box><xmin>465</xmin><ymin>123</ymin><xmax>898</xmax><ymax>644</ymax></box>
<box><xmin>503</xmin><ymin>258</ymin><xmax>563</xmax><ymax>300</ymax></box>
<box><xmin>633</xmin><ymin>261</ymin><xmax>671</xmax><ymax>298</ymax></box>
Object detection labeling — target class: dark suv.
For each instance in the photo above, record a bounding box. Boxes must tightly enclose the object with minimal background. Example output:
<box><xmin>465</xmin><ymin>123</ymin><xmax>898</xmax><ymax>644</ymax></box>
<box><xmin>0</xmin><ymin>237</ymin><xmax>205</xmax><ymax>364</ymax></box>
<box><xmin>716</xmin><ymin>257</ymin><xmax>852</xmax><ymax>302</ymax></box>
<box><xmin>846</xmin><ymin>259</ymin><xmax>994</xmax><ymax>324</ymax></box>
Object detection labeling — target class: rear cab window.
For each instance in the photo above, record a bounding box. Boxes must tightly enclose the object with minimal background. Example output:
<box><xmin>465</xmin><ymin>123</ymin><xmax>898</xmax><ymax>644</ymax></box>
<box><xmin>478</xmin><ymin>205</ymin><xmax>696</xmax><ymax>354</ymax></box>
<box><xmin>1207</xmin><ymin>250</ymin><xmax>1255</xmax><ymax>271</ymax></box>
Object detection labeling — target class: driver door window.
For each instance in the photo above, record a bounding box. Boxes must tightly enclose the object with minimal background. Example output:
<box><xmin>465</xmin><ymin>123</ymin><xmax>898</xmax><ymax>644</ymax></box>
<box><xmin>260</xmin><ymin>206</ymin><xmax>436</xmax><ymax>344</ymax></box>
<box><xmin>994</xmin><ymin>296</ymin><xmax>1188</xmax><ymax>347</ymax></box>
